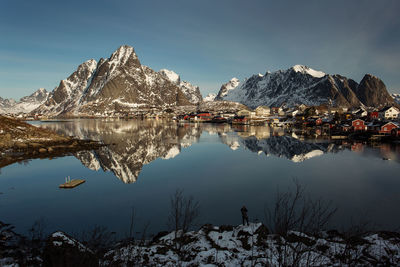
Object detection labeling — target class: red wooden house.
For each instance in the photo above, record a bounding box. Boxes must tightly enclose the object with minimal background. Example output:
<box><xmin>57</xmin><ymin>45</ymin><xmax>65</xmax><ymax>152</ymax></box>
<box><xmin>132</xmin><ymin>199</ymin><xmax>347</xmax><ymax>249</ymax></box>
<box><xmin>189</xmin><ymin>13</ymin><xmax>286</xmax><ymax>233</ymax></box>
<box><xmin>368</xmin><ymin>112</ymin><xmax>379</xmax><ymax>119</ymax></box>
<box><xmin>196</xmin><ymin>112</ymin><xmax>212</xmax><ymax>121</ymax></box>
<box><xmin>352</xmin><ymin>119</ymin><xmax>366</xmax><ymax>131</ymax></box>
<box><xmin>379</xmin><ymin>122</ymin><xmax>399</xmax><ymax>135</ymax></box>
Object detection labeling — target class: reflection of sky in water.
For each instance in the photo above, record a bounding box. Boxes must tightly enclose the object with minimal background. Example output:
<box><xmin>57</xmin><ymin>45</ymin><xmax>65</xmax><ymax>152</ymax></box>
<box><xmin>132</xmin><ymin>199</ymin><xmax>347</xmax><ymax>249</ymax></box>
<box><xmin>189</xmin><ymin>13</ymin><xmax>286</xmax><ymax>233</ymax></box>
<box><xmin>1</xmin><ymin>120</ymin><xmax>400</xmax><ymax>238</ymax></box>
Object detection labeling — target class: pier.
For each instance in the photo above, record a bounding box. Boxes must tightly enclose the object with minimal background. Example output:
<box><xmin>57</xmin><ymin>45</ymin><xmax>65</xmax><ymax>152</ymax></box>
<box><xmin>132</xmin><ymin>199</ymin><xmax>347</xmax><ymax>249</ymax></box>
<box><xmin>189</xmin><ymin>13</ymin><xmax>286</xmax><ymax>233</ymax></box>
<box><xmin>59</xmin><ymin>176</ymin><xmax>85</xmax><ymax>188</ymax></box>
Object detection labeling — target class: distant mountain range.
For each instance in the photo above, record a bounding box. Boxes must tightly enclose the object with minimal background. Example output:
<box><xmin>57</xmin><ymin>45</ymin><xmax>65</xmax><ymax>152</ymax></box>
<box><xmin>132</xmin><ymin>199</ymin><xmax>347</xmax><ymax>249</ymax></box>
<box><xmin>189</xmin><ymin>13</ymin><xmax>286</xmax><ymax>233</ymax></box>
<box><xmin>1</xmin><ymin>46</ymin><xmax>399</xmax><ymax>116</ymax></box>
<box><xmin>216</xmin><ymin>65</ymin><xmax>397</xmax><ymax>109</ymax></box>
<box><xmin>0</xmin><ymin>88</ymin><xmax>49</xmax><ymax>114</ymax></box>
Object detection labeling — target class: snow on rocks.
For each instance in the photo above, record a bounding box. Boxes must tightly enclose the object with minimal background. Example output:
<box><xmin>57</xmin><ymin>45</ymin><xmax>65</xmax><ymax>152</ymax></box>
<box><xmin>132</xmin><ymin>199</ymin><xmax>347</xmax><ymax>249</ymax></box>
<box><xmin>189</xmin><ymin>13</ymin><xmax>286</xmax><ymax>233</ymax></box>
<box><xmin>102</xmin><ymin>224</ymin><xmax>400</xmax><ymax>266</ymax></box>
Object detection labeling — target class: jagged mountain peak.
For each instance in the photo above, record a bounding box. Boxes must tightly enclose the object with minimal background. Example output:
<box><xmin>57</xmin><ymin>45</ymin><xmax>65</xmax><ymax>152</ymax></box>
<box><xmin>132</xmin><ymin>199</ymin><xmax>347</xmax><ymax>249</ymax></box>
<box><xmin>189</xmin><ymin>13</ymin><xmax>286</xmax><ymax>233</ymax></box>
<box><xmin>109</xmin><ymin>45</ymin><xmax>137</xmax><ymax>64</ymax></box>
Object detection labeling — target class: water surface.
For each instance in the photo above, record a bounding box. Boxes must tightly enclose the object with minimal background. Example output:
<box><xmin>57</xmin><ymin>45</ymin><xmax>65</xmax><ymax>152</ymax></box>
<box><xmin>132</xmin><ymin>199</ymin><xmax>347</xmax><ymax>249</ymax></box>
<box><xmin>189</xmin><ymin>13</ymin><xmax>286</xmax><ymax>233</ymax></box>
<box><xmin>1</xmin><ymin>119</ymin><xmax>400</xmax><ymax>238</ymax></box>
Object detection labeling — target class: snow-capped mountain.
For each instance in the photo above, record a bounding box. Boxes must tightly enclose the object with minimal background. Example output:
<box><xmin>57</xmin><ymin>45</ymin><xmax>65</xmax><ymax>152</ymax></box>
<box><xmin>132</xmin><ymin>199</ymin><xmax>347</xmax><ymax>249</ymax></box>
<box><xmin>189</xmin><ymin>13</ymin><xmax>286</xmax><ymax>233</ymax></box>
<box><xmin>391</xmin><ymin>93</ymin><xmax>400</xmax><ymax>104</ymax></box>
<box><xmin>215</xmin><ymin>77</ymin><xmax>240</xmax><ymax>100</ymax></box>
<box><xmin>218</xmin><ymin>65</ymin><xmax>396</xmax><ymax>108</ymax></box>
<box><xmin>159</xmin><ymin>69</ymin><xmax>202</xmax><ymax>104</ymax></box>
<box><xmin>203</xmin><ymin>93</ymin><xmax>217</xmax><ymax>102</ymax></box>
<box><xmin>0</xmin><ymin>88</ymin><xmax>49</xmax><ymax>114</ymax></box>
<box><xmin>34</xmin><ymin>45</ymin><xmax>196</xmax><ymax>117</ymax></box>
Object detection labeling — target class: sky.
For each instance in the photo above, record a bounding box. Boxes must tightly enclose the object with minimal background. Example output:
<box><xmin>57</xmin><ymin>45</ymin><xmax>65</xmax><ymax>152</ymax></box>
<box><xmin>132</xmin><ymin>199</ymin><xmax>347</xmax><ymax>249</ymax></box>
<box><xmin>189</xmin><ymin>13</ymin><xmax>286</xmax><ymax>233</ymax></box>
<box><xmin>1</xmin><ymin>0</ymin><xmax>400</xmax><ymax>100</ymax></box>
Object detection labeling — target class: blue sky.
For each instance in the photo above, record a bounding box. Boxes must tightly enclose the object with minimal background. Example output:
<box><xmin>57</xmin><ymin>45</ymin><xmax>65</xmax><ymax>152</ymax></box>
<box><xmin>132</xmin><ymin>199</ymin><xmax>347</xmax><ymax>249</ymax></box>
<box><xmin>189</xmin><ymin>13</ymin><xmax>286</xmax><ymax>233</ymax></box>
<box><xmin>1</xmin><ymin>0</ymin><xmax>400</xmax><ymax>99</ymax></box>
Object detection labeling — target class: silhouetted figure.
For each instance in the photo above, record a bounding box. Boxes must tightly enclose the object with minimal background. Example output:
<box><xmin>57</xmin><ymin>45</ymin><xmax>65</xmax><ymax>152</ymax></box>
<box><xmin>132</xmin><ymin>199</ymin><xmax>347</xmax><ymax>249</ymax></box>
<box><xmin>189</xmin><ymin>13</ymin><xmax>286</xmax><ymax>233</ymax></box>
<box><xmin>241</xmin><ymin>205</ymin><xmax>249</xmax><ymax>226</ymax></box>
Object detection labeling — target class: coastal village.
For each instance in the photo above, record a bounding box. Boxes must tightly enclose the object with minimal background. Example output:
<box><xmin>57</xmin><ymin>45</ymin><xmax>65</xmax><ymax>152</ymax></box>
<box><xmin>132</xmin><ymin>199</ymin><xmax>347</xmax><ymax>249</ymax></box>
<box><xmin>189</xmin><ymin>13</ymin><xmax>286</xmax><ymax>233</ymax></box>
<box><xmin>3</xmin><ymin>103</ymin><xmax>400</xmax><ymax>142</ymax></box>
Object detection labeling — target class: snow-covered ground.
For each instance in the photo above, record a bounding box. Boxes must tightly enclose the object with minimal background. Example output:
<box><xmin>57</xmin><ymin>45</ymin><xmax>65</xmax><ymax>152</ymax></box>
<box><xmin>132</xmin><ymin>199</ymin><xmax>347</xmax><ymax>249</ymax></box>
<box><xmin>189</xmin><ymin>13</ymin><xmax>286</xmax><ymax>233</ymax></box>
<box><xmin>2</xmin><ymin>221</ymin><xmax>400</xmax><ymax>266</ymax></box>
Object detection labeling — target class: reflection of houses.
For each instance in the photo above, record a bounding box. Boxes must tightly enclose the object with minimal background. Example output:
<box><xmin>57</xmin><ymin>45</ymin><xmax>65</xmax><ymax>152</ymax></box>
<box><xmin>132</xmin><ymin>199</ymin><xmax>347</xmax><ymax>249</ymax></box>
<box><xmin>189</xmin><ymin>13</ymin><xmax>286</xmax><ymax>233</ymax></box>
<box><xmin>351</xmin><ymin>143</ymin><xmax>364</xmax><ymax>152</ymax></box>
<box><xmin>379</xmin><ymin>106</ymin><xmax>400</xmax><ymax>120</ymax></box>
<box><xmin>352</xmin><ymin>119</ymin><xmax>367</xmax><ymax>131</ymax></box>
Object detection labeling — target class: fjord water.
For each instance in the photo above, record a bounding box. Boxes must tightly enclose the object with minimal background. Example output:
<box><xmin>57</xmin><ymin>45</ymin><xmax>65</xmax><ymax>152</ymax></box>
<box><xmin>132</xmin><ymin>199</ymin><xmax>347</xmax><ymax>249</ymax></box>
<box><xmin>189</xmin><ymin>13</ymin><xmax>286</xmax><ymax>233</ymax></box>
<box><xmin>1</xmin><ymin>119</ymin><xmax>400</xmax><ymax>237</ymax></box>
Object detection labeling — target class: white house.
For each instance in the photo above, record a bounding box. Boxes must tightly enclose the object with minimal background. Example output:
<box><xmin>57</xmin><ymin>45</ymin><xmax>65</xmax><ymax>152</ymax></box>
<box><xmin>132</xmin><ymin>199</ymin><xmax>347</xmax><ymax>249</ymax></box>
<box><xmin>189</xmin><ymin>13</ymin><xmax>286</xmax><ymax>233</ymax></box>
<box><xmin>255</xmin><ymin>106</ymin><xmax>270</xmax><ymax>117</ymax></box>
<box><xmin>379</xmin><ymin>106</ymin><xmax>400</xmax><ymax>119</ymax></box>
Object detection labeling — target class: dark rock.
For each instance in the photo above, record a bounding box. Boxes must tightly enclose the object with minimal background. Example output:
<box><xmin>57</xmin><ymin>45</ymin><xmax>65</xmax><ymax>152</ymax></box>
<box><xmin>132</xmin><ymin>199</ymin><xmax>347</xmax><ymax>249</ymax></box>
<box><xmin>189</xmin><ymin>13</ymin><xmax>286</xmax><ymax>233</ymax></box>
<box><xmin>286</xmin><ymin>232</ymin><xmax>316</xmax><ymax>246</ymax></box>
<box><xmin>151</xmin><ymin>231</ymin><xmax>169</xmax><ymax>243</ymax></box>
<box><xmin>43</xmin><ymin>232</ymin><xmax>98</xmax><ymax>267</ymax></box>
<box><xmin>219</xmin><ymin>225</ymin><xmax>234</xmax><ymax>232</ymax></box>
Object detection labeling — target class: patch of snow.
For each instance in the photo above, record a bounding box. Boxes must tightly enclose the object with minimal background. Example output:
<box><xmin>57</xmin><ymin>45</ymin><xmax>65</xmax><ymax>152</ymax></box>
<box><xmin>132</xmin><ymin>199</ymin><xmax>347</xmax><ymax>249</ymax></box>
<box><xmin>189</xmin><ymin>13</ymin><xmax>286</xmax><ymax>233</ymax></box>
<box><xmin>292</xmin><ymin>65</ymin><xmax>326</xmax><ymax>78</ymax></box>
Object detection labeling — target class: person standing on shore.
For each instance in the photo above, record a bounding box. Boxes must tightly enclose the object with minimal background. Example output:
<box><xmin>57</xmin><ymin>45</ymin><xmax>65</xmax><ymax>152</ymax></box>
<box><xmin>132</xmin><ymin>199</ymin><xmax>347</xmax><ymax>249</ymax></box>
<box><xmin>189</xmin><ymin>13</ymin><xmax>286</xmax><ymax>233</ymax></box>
<box><xmin>241</xmin><ymin>205</ymin><xmax>249</xmax><ymax>226</ymax></box>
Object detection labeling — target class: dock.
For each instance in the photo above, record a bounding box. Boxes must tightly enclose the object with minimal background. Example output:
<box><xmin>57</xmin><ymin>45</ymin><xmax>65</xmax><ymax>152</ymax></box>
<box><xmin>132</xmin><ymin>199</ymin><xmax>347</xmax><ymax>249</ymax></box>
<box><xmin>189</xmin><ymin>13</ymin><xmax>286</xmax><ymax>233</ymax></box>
<box><xmin>59</xmin><ymin>179</ymin><xmax>85</xmax><ymax>189</ymax></box>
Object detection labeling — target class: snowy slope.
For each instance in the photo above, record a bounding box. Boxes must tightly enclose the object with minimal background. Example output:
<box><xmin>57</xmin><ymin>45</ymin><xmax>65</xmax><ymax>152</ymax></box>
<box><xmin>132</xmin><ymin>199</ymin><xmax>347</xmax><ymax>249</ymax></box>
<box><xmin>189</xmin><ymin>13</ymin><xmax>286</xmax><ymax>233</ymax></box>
<box><xmin>215</xmin><ymin>77</ymin><xmax>240</xmax><ymax>100</ymax></box>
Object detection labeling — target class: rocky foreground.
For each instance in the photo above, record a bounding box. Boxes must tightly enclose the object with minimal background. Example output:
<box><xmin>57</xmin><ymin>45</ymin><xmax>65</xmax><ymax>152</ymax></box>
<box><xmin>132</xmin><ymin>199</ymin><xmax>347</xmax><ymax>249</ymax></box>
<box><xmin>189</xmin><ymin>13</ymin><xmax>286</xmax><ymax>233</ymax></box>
<box><xmin>2</xmin><ymin>221</ymin><xmax>400</xmax><ymax>266</ymax></box>
<box><xmin>0</xmin><ymin>116</ymin><xmax>104</xmax><ymax>167</ymax></box>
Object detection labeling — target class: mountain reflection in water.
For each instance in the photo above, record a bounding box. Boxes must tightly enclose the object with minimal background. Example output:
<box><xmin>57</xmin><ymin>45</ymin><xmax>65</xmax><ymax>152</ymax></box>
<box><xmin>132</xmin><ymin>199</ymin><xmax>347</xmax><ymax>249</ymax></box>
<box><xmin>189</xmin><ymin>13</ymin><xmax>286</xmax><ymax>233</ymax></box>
<box><xmin>37</xmin><ymin>119</ymin><xmax>400</xmax><ymax>184</ymax></box>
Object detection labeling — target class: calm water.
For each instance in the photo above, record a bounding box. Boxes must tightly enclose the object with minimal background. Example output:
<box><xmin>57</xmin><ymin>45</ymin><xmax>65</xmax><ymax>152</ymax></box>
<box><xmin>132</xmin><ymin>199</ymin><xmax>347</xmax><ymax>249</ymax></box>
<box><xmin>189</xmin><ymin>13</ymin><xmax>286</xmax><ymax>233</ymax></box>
<box><xmin>1</xmin><ymin>119</ymin><xmax>400</xmax><ymax>238</ymax></box>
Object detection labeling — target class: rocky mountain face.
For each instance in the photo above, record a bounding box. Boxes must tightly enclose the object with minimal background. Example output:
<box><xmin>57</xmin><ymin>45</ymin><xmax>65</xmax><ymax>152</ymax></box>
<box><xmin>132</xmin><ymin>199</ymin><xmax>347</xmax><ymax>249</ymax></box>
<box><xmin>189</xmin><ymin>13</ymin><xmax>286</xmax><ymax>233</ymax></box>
<box><xmin>217</xmin><ymin>65</ymin><xmax>396</xmax><ymax>109</ymax></box>
<box><xmin>354</xmin><ymin>74</ymin><xmax>396</xmax><ymax>107</ymax></box>
<box><xmin>215</xmin><ymin>77</ymin><xmax>240</xmax><ymax>100</ymax></box>
<box><xmin>34</xmin><ymin>45</ymin><xmax>196</xmax><ymax>117</ymax></box>
<box><xmin>159</xmin><ymin>69</ymin><xmax>202</xmax><ymax>104</ymax></box>
<box><xmin>0</xmin><ymin>88</ymin><xmax>49</xmax><ymax>114</ymax></box>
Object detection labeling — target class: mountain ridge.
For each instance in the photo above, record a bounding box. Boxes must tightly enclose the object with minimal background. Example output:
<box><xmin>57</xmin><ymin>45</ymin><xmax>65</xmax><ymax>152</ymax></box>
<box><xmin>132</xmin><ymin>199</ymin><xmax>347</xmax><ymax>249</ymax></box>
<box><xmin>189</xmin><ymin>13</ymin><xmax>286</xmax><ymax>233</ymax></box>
<box><xmin>216</xmin><ymin>65</ymin><xmax>397</xmax><ymax>109</ymax></box>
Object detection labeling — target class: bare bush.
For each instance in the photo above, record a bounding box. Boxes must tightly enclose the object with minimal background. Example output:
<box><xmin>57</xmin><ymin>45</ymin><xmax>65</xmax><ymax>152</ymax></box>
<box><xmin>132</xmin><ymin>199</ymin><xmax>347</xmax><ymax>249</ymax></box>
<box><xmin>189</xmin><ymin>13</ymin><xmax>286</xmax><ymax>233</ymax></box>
<box><xmin>167</xmin><ymin>189</ymin><xmax>200</xmax><ymax>249</ymax></box>
<box><xmin>265</xmin><ymin>179</ymin><xmax>337</xmax><ymax>236</ymax></box>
